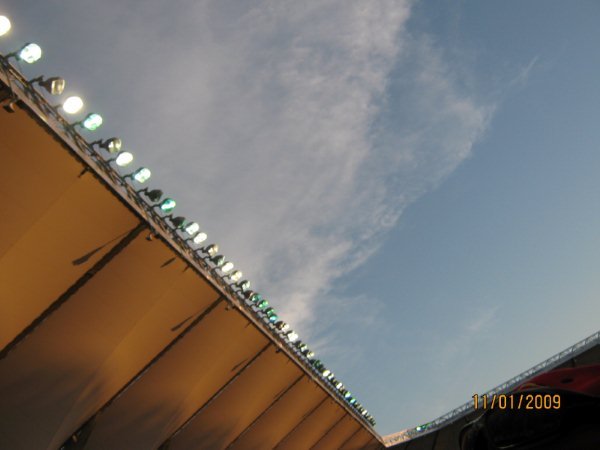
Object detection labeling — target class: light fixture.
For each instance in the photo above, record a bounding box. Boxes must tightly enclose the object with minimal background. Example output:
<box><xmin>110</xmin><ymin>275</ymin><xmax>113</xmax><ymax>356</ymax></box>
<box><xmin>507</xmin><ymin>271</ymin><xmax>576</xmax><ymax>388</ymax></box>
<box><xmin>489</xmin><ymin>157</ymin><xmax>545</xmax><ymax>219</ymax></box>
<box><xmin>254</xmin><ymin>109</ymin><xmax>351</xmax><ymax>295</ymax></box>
<box><xmin>56</xmin><ymin>95</ymin><xmax>84</xmax><ymax>114</ymax></box>
<box><xmin>246</xmin><ymin>291</ymin><xmax>260</xmax><ymax>302</ymax></box>
<box><xmin>344</xmin><ymin>391</ymin><xmax>352</xmax><ymax>399</ymax></box>
<box><xmin>139</xmin><ymin>188</ymin><xmax>163</xmax><ymax>203</ymax></box>
<box><xmin>264</xmin><ymin>307</ymin><xmax>275</xmax><ymax>317</ymax></box>
<box><xmin>286</xmin><ymin>331</ymin><xmax>299</xmax><ymax>342</ymax></box>
<box><xmin>7</xmin><ymin>43</ymin><xmax>42</xmax><ymax>64</ymax></box>
<box><xmin>0</xmin><ymin>15</ymin><xmax>11</xmax><ymax>37</ymax></box>
<box><xmin>169</xmin><ymin>216</ymin><xmax>187</xmax><ymax>229</ymax></box>
<box><xmin>275</xmin><ymin>321</ymin><xmax>289</xmax><ymax>332</ymax></box>
<box><xmin>158</xmin><ymin>198</ymin><xmax>176</xmax><ymax>213</ymax></box>
<box><xmin>228</xmin><ymin>270</ymin><xmax>242</xmax><ymax>282</ymax></box>
<box><xmin>112</xmin><ymin>151</ymin><xmax>134</xmax><ymax>167</ymax></box>
<box><xmin>349</xmin><ymin>398</ymin><xmax>357</xmax><ymax>405</ymax></box>
<box><xmin>305</xmin><ymin>350</ymin><xmax>315</xmax><ymax>358</ymax></box>
<box><xmin>256</xmin><ymin>299</ymin><xmax>269</xmax><ymax>309</ymax></box>
<box><xmin>322</xmin><ymin>369</ymin><xmax>331</xmax><ymax>377</ymax></box>
<box><xmin>78</xmin><ymin>113</ymin><xmax>103</xmax><ymax>131</ymax></box>
<box><xmin>210</xmin><ymin>255</ymin><xmax>225</xmax><ymax>267</ymax></box>
<box><xmin>221</xmin><ymin>261</ymin><xmax>234</xmax><ymax>273</ymax></box>
<box><xmin>91</xmin><ymin>137</ymin><xmax>122</xmax><ymax>153</ymax></box>
<box><xmin>268</xmin><ymin>314</ymin><xmax>278</xmax><ymax>323</ymax></box>
<box><xmin>192</xmin><ymin>232</ymin><xmax>208</xmax><ymax>244</ymax></box>
<box><xmin>29</xmin><ymin>76</ymin><xmax>65</xmax><ymax>95</ymax></box>
<box><xmin>130</xmin><ymin>167</ymin><xmax>151</xmax><ymax>183</ymax></box>
<box><xmin>204</xmin><ymin>244</ymin><xmax>219</xmax><ymax>257</ymax></box>
<box><xmin>237</xmin><ymin>280</ymin><xmax>250</xmax><ymax>292</ymax></box>
<box><xmin>184</xmin><ymin>222</ymin><xmax>200</xmax><ymax>235</ymax></box>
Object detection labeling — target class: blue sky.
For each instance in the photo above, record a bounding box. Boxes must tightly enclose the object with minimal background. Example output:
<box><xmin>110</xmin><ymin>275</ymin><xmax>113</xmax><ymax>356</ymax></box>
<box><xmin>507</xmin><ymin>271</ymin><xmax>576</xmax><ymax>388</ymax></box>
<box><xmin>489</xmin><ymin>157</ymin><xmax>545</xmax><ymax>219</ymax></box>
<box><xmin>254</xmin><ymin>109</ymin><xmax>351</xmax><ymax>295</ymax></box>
<box><xmin>2</xmin><ymin>0</ymin><xmax>599</xmax><ymax>436</ymax></box>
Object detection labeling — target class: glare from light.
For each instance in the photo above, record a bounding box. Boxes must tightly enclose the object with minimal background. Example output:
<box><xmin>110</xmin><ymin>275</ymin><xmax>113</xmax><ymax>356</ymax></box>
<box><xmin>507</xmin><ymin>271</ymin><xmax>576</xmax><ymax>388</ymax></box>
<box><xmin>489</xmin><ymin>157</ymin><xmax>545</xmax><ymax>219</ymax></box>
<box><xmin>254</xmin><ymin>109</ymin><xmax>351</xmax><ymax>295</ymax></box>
<box><xmin>193</xmin><ymin>232</ymin><xmax>208</xmax><ymax>244</ymax></box>
<box><xmin>82</xmin><ymin>113</ymin><xmax>103</xmax><ymax>131</ymax></box>
<box><xmin>159</xmin><ymin>198</ymin><xmax>176</xmax><ymax>213</ymax></box>
<box><xmin>132</xmin><ymin>167</ymin><xmax>151</xmax><ymax>183</ymax></box>
<box><xmin>18</xmin><ymin>43</ymin><xmax>42</xmax><ymax>63</ymax></box>
<box><xmin>221</xmin><ymin>261</ymin><xmax>234</xmax><ymax>273</ymax></box>
<box><xmin>0</xmin><ymin>16</ymin><xmax>11</xmax><ymax>36</ymax></box>
<box><xmin>229</xmin><ymin>270</ymin><xmax>242</xmax><ymax>282</ymax></box>
<box><xmin>62</xmin><ymin>96</ymin><xmax>84</xmax><ymax>114</ymax></box>
<box><xmin>184</xmin><ymin>222</ymin><xmax>200</xmax><ymax>235</ymax></box>
<box><xmin>115</xmin><ymin>151</ymin><xmax>134</xmax><ymax>167</ymax></box>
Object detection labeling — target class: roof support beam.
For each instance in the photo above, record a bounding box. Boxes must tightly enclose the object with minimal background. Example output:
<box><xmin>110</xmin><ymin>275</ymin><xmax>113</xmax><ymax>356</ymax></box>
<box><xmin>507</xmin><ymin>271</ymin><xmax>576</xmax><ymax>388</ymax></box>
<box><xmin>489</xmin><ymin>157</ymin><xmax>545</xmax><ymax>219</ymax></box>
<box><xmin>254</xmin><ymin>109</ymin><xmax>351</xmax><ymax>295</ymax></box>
<box><xmin>158</xmin><ymin>342</ymin><xmax>272</xmax><ymax>449</ymax></box>
<box><xmin>272</xmin><ymin>396</ymin><xmax>329</xmax><ymax>449</ymax></box>
<box><xmin>0</xmin><ymin>222</ymin><xmax>146</xmax><ymax>361</ymax></box>
<box><xmin>58</xmin><ymin>294</ymin><xmax>225</xmax><ymax>450</ymax></box>
<box><xmin>337</xmin><ymin>427</ymin><xmax>362</xmax><ymax>450</ymax></box>
<box><xmin>224</xmin><ymin>374</ymin><xmax>305</xmax><ymax>449</ymax></box>
<box><xmin>309</xmin><ymin>415</ymin><xmax>346</xmax><ymax>450</ymax></box>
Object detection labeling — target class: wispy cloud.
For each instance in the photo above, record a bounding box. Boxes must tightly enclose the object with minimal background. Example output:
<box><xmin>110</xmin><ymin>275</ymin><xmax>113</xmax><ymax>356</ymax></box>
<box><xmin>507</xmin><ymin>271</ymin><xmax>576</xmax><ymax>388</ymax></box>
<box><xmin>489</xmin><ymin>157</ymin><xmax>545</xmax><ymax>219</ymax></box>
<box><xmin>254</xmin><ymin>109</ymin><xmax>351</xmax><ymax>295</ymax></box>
<box><xmin>32</xmin><ymin>0</ymin><xmax>493</xmax><ymax>341</ymax></box>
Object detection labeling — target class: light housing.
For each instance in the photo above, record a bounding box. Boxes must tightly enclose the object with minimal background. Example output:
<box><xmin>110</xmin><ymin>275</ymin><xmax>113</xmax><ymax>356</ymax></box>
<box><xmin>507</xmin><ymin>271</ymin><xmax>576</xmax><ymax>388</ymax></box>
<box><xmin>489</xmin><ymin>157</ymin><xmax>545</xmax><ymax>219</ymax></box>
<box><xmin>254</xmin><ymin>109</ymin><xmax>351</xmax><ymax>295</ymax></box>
<box><xmin>140</xmin><ymin>188</ymin><xmax>163</xmax><ymax>202</ymax></box>
<box><xmin>184</xmin><ymin>222</ymin><xmax>200</xmax><ymax>235</ymax></box>
<box><xmin>205</xmin><ymin>244</ymin><xmax>219</xmax><ymax>257</ymax></box>
<box><xmin>114</xmin><ymin>152</ymin><xmax>134</xmax><ymax>167</ymax></box>
<box><xmin>237</xmin><ymin>280</ymin><xmax>250</xmax><ymax>291</ymax></box>
<box><xmin>131</xmin><ymin>167</ymin><xmax>151</xmax><ymax>183</ymax></box>
<box><xmin>169</xmin><ymin>216</ymin><xmax>187</xmax><ymax>229</ymax></box>
<box><xmin>159</xmin><ymin>198</ymin><xmax>176</xmax><ymax>213</ymax></box>
<box><xmin>30</xmin><ymin>76</ymin><xmax>65</xmax><ymax>95</ymax></box>
<box><xmin>286</xmin><ymin>331</ymin><xmax>299</xmax><ymax>342</ymax></box>
<box><xmin>9</xmin><ymin>43</ymin><xmax>42</xmax><ymax>63</ymax></box>
<box><xmin>229</xmin><ymin>270</ymin><xmax>243</xmax><ymax>282</ymax></box>
<box><xmin>80</xmin><ymin>113</ymin><xmax>103</xmax><ymax>131</ymax></box>
<box><xmin>221</xmin><ymin>261</ymin><xmax>234</xmax><ymax>273</ymax></box>
<box><xmin>192</xmin><ymin>232</ymin><xmax>208</xmax><ymax>244</ymax></box>
<box><xmin>92</xmin><ymin>137</ymin><xmax>122</xmax><ymax>153</ymax></box>
<box><xmin>256</xmin><ymin>298</ymin><xmax>269</xmax><ymax>309</ymax></box>
<box><xmin>275</xmin><ymin>321</ymin><xmax>289</xmax><ymax>332</ymax></box>
<box><xmin>210</xmin><ymin>255</ymin><xmax>225</xmax><ymax>267</ymax></box>
<box><xmin>0</xmin><ymin>15</ymin><xmax>11</xmax><ymax>36</ymax></box>
<box><xmin>61</xmin><ymin>96</ymin><xmax>84</xmax><ymax>114</ymax></box>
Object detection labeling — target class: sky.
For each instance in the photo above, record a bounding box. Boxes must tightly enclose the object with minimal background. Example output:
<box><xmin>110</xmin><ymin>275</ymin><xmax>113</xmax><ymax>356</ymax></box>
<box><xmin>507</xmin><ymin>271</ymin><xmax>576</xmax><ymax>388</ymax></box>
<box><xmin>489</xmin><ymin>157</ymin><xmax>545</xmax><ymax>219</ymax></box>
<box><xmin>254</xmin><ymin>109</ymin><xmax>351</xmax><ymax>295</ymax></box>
<box><xmin>1</xmin><ymin>0</ymin><xmax>599</xmax><ymax>436</ymax></box>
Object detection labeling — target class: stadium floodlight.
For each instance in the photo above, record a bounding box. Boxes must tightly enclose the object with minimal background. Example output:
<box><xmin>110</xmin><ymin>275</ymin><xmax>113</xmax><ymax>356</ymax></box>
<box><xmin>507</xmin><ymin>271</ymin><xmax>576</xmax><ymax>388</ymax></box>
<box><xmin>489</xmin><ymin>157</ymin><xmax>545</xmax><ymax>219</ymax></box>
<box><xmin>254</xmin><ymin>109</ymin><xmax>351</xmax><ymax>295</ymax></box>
<box><xmin>275</xmin><ymin>321</ymin><xmax>289</xmax><ymax>332</ymax></box>
<box><xmin>129</xmin><ymin>167</ymin><xmax>151</xmax><ymax>183</ymax></box>
<box><xmin>286</xmin><ymin>331</ymin><xmax>299</xmax><ymax>342</ymax></box>
<box><xmin>204</xmin><ymin>244</ymin><xmax>219</xmax><ymax>257</ymax></box>
<box><xmin>56</xmin><ymin>95</ymin><xmax>84</xmax><ymax>114</ymax></box>
<box><xmin>91</xmin><ymin>137</ymin><xmax>122</xmax><ymax>153</ymax></box>
<box><xmin>78</xmin><ymin>113</ymin><xmax>103</xmax><ymax>131</ymax></box>
<box><xmin>169</xmin><ymin>216</ymin><xmax>187</xmax><ymax>229</ymax></box>
<box><xmin>264</xmin><ymin>307</ymin><xmax>275</xmax><ymax>317</ymax></box>
<box><xmin>0</xmin><ymin>16</ymin><xmax>11</xmax><ymax>36</ymax></box>
<box><xmin>111</xmin><ymin>151</ymin><xmax>134</xmax><ymax>167</ymax></box>
<box><xmin>228</xmin><ymin>270</ymin><xmax>243</xmax><ymax>282</ymax></box>
<box><xmin>192</xmin><ymin>232</ymin><xmax>208</xmax><ymax>244</ymax></box>
<box><xmin>322</xmin><ymin>369</ymin><xmax>331</xmax><ymax>377</ymax></box>
<box><xmin>139</xmin><ymin>188</ymin><xmax>163</xmax><ymax>203</ymax></box>
<box><xmin>349</xmin><ymin>398</ymin><xmax>357</xmax><ymax>405</ymax></box>
<box><xmin>248</xmin><ymin>292</ymin><xmax>261</xmax><ymax>303</ymax></box>
<box><xmin>158</xmin><ymin>198</ymin><xmax>176</xmax><ymax>213</ymax></box>
<box><xmin>237</xmin><ymin>280</ymin><xmax>250</xmax><ymax>292</ymax></box>
<box><xmin>221</xmin><ymin>261</ymin><xmax>234</xmax><ymax>273</ymax></box>
<box><xmin>29</xmin><ymin>76</ymin><xmax>65</xmax><ymax>95</ymax></box>
<box><xmin>256</xmin><ymin>298</ymin><xmax>269</xmax><ymax>309</ymax></box>
<box><xmin>268</xmin><ymin>314</ymin><xmax>278</xmax><ymax>323</ymax></box>
<box><xmin>184</xmin><ymin>222</ymin><xmax>200</xmax><ymax>235</ymax></box>
<box><xmin>210</xmin><ymin>254</ymin><xmax>225</xmax><ymax>267</ymax></box>
<box><xmin>305</xmin><ymin>350</ymin><xmax>315</xmax><ymax>358</ymax></box>
<box><xmin>7</xmin><ymin>43</ymin><xmax>42</xmax><ymax>63</ymax></box>
<box><xmin>344</xmin><ymin>391</ymin><xmax>352</xmax><ymax>399</ymax></box>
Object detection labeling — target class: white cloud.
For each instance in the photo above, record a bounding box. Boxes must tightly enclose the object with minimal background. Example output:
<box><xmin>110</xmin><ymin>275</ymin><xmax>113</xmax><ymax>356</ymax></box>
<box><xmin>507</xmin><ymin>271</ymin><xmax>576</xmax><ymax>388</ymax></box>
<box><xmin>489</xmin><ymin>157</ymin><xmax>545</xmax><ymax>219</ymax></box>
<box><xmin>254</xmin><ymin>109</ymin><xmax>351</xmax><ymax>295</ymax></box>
<box><xmin>31</xmin><ymin>0</ymin><xmax>493</xmax><ymax>340</ymax></box>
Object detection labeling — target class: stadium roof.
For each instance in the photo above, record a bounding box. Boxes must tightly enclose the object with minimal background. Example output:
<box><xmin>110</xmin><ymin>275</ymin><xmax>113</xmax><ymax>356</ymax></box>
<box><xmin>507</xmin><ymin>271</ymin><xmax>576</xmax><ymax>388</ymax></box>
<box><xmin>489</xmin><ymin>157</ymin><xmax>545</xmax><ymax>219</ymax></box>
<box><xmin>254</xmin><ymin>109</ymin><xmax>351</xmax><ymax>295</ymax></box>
<box><xmin>0</xmin><ymin>39</ymin><xmax>382</xmax><ymax>449</ymax></box>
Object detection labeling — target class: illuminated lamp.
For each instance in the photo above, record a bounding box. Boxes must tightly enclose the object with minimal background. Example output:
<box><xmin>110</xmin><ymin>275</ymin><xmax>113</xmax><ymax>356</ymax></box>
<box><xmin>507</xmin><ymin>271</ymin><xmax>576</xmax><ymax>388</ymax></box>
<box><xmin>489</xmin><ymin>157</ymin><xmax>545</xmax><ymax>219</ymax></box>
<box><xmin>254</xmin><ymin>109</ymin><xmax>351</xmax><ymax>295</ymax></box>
<box><xmin>59</xmin><ymin>96</ymin><xmax>84</xmax><ymax>114</ymax></box>
<box><xmin>184</xmin><ymin>222</ymin><xmax>200</xmax><ymax>235</ymax></box>
<box><xmin>210</xmin><ymin>255</ymin><xmax>225</xmax><ymax>267</ymax></box>
<box><xmin>91</xmin><ymin>137</ymin><xmax>122</xmax><ymax>153</ymax></box>
<box><xmin>158</xmin><ymin>198</ymin><xmax>176</xmax><ymax>213</ymax></box>
<box><xmin>7</xmin><ymin>43</ymin><xmax>42</xmax><ymax>63</ymax></box>
<box><xmin>111</xmin><ymin>151</ymin><xmax>134</xmax><ymax>167</ymax></box>
<box><xmin>275</xmin><ymin>321</ymin><xmax>289</xmax><ymax>332</ymax></box>
<box><xmin>256</xmin><ymin>298</ymin><xmax>269</xmax><ymax>309</ymax></box>
<box><xmin>192</xmin><ymin>232</ymin><xmax>208</xmax><ymax>244</ymax></box>
<box><xmin>30</xmin><ymin>76</ymin><xmax>65</xmax><ymax>95</ymax></box>
<box><xmin>0</xmin><ymin>15</ymin><xmax>11</xmax><ymax>36</ymax></box>
<box><xmin>228</xmin><ymin>270</ymin><xmax>242</xmax><ymax>282</ymax></box>
<box><xmin>79</xmin><ymin>113</ymin><xmax>103</xmax><ymax>131</ymax></box>
<box><xmin>237</xmin><ymin>280</ymin><xmax>250</xmax><ymax>292</ymax></box>
<box><xmin>286</xmin><ymin>331</ymin><xmax>299</xmax><ymax>342</ymax></box>
<box><xmin>305</xmin><ymin>350</ymin><xmax>315</xmax><ymax>358</ymax></box>
<box><xmin>221</xmin><ymin>261</ymin><xmax>234</xmax><ymax>273</ymax></box>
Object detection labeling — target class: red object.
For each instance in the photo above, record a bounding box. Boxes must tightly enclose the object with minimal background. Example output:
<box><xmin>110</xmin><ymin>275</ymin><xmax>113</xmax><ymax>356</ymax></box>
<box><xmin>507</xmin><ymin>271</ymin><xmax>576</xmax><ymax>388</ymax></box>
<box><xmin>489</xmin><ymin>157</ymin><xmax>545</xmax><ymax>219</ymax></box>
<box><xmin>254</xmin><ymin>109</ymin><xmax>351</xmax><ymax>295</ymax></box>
<box><xmin>515</xmin><ymin>364</ymin><xmax>600</xmax><ymax>397</ymax></box>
